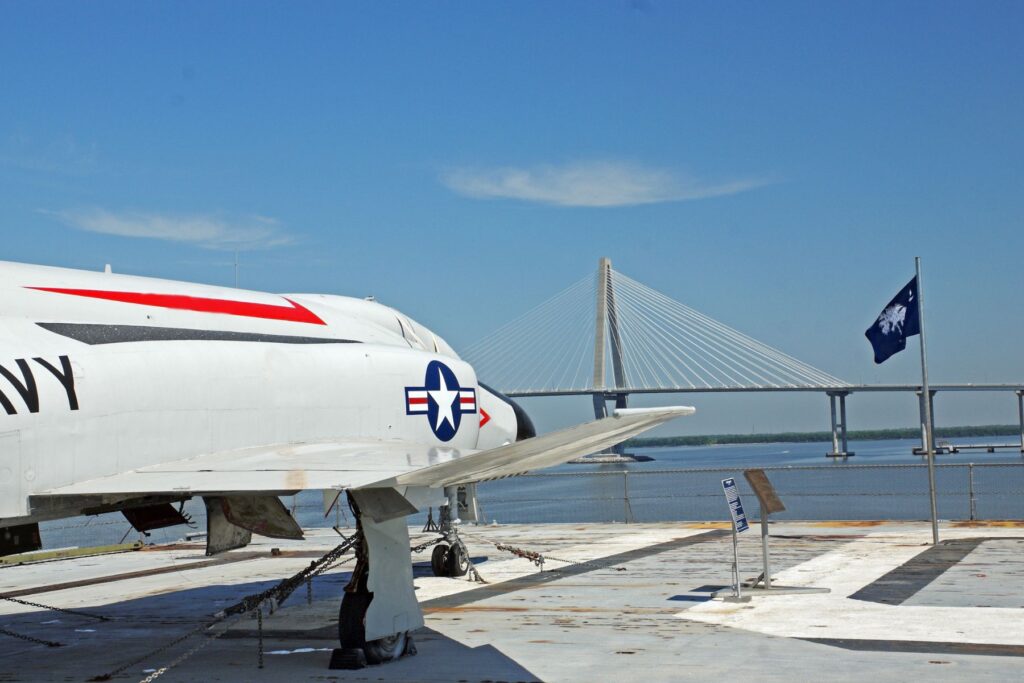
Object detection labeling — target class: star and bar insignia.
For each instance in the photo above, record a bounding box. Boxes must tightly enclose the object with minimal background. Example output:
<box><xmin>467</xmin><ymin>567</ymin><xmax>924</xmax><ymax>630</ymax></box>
<box><xmin>405</xmin><ymin>360</ymin><xmax>477</xmax><ymax>441</ymax></box>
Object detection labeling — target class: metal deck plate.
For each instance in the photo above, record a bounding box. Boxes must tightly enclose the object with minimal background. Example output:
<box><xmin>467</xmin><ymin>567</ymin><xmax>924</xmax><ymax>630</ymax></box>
<box><xmin>1</xmin><ymin>522</ymin><xmax>1022</xmax><ymax>681</ymax></box>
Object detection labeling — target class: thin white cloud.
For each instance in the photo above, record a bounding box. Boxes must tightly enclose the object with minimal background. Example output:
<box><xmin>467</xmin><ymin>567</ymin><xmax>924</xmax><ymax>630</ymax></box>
<box><xmin>1</xmin><ymin>134</ymin><xmax>99</xmax><ymax>176</ymax></box>
<box><xmin>441</xmin><ymin>161</ymin><xmax>767</xmax><ymax>207</ymax></box>
<box><xmin>42</xmin><ymin>208</ymin><xmax>294</xmax><ymax>251</ymax></box>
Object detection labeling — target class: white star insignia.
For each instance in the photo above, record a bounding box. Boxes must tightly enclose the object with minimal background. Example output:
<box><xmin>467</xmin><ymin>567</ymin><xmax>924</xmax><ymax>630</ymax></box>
<box><xmin>428</xmin><ymin>367</ymin><xmax>459</xmax><ymax>432</ymax></box>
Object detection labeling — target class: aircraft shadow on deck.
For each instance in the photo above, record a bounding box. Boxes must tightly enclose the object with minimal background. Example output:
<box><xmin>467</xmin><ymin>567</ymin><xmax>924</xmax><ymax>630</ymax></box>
<box><xmin>0</xmin><ymin>570</ymin><xmax>540</xmax><ymax>681</ymax></box>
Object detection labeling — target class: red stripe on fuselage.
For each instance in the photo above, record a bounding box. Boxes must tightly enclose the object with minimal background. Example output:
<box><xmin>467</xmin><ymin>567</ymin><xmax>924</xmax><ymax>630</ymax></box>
<box><xmin>408</xmin><ymin>398</ymin><xmax>428</xmax><ymax>404</ymax></box>
<box><xmin>26</xmin><ymin>288</ymin><xmax>326</xmax><ymax>325</ymax></box>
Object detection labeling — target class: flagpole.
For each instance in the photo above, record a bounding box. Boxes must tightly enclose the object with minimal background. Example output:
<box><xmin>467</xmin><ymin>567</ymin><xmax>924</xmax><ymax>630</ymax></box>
<box><xmin>916</xmin><ymin>256</ymin><xmax>939</xmax><ymax>545</ymax></box>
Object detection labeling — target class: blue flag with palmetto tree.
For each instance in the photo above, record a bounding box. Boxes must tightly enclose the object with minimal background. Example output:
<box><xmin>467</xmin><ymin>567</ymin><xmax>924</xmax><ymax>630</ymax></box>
<box><xmin>865</xmin><ymin>276</ymin><xmax>920</xmax><ymax>364</ymax></box>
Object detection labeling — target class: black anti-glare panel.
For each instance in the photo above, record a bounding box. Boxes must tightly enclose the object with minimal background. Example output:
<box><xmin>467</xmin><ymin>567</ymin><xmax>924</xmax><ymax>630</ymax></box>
<box><xmin>37</xmin><ymin>322</ymin><xmax>358</xmax><ymax>346</ymax></box>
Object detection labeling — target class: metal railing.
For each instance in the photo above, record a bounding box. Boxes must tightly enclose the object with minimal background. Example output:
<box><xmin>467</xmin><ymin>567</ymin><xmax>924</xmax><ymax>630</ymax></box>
<box><xmin>30</xmin><ymin>463</ymin><xmax>1024</xmax><ymax>552</ymax></box>
<box><xmin>473</xmin><ymin>462</ymin><xmax>1024</xmax><ymax>524</ymax></box>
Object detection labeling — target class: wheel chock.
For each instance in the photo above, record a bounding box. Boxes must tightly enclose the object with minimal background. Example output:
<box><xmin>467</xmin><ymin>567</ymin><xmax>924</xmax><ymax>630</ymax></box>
<box><xmin>328</xmin><ymin>647</ymin><xmax>367</xmax><ymax>670</ymax></box>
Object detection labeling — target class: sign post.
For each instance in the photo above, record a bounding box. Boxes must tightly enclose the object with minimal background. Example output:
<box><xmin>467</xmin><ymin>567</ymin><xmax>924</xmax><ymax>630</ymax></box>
<box><xmin>721</xmin><ymin>478</ymin><xmax>749</xmax><ymax>601</ymax></box>
<box><xmin>714</xmin><ymin>469</ymin><xmax>830</xmax><ymax>597</ymax></box>
<box><xmin>744</xmin><ymin>469</ymin><xmax>785</xmax><ymax>589</ymax></box>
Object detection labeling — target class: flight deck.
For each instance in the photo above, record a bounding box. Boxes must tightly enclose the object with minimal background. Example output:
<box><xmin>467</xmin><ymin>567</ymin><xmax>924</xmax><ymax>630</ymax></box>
<box><xmin>1</xmin><ymin>521</ymin><xmax>1022</xmax><ymax>682</ymax></box>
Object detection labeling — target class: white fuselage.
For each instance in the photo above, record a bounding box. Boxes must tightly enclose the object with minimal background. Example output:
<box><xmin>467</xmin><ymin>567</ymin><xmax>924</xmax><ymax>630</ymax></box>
<box><xmin>0</xmin><ymin>261</ymin><xmax>517</xmax><ymax>525</ymax></box>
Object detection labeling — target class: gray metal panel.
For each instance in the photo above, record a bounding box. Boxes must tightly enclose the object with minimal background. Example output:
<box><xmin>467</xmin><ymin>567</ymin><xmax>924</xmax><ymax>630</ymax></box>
<box><xmin>360</xmin><ymin>514</ymin><xmax>423</xmax><ymax>640</ymax></box>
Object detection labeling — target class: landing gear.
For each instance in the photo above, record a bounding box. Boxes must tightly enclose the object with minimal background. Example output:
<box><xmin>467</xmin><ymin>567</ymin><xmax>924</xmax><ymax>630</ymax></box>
<box><xmin>331</xmin><ymin>491</ymin><xmax>421</xmax><ymax>670</ymax></box>
<box><xmin>425</xmin><ymin>491</ymin><xmax>480</xmax><ymax>580</ymax></box>
<box><xmin>447</xmin><ymin>542</ymin><xmax>469</xmax><ymax>577</ymax></box>
<box><xmin>337</xmin><ymin>592</ymin><xmax>415</xmax><ymax>666</ymax></box>
<box><xmin>429</xmin><ymin>542</ymin><xmax>469</xmax><ymax>578</ymax></box>
<box><xmin>430</xmin><ymin>544</ymin><xmax>448</xmax><ymax>576</ymax></box>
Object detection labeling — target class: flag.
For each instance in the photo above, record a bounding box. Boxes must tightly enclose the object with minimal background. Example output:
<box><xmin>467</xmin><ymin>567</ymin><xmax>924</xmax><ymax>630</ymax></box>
<box><xmin>865</xmin><ymin>276</ymin><xmax>920</xmax><ymax>364</ymax></box>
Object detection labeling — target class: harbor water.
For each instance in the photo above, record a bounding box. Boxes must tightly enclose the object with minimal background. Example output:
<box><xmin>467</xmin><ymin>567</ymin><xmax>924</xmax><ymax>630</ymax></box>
<box><xmin>34</xmin><ymin>437</ymin><xmax>1024</xmax><ymax>551</ymax></box>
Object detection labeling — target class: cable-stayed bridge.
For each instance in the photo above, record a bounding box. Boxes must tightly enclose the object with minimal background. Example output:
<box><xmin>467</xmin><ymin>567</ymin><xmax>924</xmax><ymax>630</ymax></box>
<box><xmin>465</xmin><ymin>257</ymin><xmax>846</xmax><ymax>399</ymax></box>
<box><xmin>463</xmin><ymin>259</ymin><xmax>1024</xmax><ymax>457</ymax></box>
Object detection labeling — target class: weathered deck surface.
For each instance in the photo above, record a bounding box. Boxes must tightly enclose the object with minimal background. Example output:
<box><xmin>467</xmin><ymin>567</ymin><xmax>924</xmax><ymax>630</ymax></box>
<box><xmin>1</xmin><ymin>521</ymin><xmax>1022</xmax><ymax>681</ymax></box>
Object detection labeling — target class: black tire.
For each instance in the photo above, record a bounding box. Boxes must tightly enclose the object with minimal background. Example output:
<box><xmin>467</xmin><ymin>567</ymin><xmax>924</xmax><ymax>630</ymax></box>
<box><xmin>447</xmin><ymin>542</ymin><xmax>469</xmax><ymax>577</ymax></box>
<box><xmin>430</xmin><ymin>544</ymin><xmax>449</xmax><ymax>576</ymax></box>
<box><xmin>338</xmin><ymin>591</ymin><xmax>372</xmax><ymax>649</ymax></box>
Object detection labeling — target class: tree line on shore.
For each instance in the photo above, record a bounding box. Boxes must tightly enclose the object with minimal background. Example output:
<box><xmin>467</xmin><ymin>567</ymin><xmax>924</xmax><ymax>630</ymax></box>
<box><xmin>625</xmin><ymin>424</ymin><xmax>1022</xmax><ymax>448</ymax></box>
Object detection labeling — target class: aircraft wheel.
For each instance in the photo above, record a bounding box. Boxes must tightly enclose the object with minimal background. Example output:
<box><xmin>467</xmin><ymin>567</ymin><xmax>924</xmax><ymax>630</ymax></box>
<box><xmin>364</xmin><ymin>631</ymin><xmax>408</xmax><ymax>664</ymax></box>
<box><xmin>430</xmin><ymin>544</ymin><xmax>449</xmax><ymax>576</ymax></box>
<box><xmin>447</xmin><ymin>542</ymin><xmax>469</xmax><ymax>577</ymax></box>
<box><xmin>338</xmin><ymin>591</ymin><xmax>372</xmax><ymax>649</ymax></box>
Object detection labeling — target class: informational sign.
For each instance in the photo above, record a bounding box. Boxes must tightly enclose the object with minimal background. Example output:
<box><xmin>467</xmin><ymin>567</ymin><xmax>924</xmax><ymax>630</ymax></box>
<box><xmin>743</xmin><ymin>469</ymin><xmax>786</xmax><ymax>515</ymax></box>
<box><xmin>721</xmin><ymin>478</ymin><xmax>749</xmax><ymax>533</ymax></box>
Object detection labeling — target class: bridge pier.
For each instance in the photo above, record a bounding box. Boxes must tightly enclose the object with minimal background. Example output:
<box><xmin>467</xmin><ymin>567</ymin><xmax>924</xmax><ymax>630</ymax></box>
<box><xmin>826</xmin><ymin>391</ymin><xmax>854</xmax><ymax>458</ymax></box>
<box><xmin>592</xmin><ymin>392</ymin><xmax>629</xmax><ymax>453</ymax></box>
<box><xmin>592</xmin><ymin>258</ymin><xmax>629</xmax><ymax>454</ymax></box>
<box><xmin>592</xmin><ymin>392</ymin><xmax>628</xmax><ymax>418</ymax></box>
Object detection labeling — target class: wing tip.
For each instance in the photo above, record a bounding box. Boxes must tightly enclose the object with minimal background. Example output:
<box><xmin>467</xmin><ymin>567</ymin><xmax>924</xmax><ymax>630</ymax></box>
<box><xmin>612</xmin><ymin>406</ymin><xmax>696</xmax><ymax>418</ymax></box>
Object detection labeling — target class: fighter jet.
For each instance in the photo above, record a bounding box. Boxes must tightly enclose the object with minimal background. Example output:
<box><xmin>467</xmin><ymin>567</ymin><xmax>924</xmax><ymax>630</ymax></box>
<box><xmin>0</xmin><ymin>260</ymin><xmax>693</xmax><ymax>666</ymax></box>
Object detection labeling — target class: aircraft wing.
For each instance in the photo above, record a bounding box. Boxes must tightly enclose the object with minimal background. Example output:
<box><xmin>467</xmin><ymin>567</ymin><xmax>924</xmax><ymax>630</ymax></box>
<box><xmin>33</xmin><ymin>407</ymin><xmax>693</xmax><ymax>501</ymax></box>
<box><xmin>381</xmin><ymin>406</ymin><xmax>695</xmax><ymax>487</ymax></box>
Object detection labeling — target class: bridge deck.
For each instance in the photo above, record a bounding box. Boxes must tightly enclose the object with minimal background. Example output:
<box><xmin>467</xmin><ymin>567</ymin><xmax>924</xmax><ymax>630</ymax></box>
<box><xmin>508</xmin><ymin>383</ymin><xmax>1024</xmax><ymax>397</ymax></box>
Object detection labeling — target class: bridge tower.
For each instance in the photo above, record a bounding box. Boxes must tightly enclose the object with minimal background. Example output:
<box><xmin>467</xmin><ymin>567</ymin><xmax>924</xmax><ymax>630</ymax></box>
<box><xmin>592</xmin><ymin>257</ymin><xmax>629</xmax><ymax>421</ymax></box>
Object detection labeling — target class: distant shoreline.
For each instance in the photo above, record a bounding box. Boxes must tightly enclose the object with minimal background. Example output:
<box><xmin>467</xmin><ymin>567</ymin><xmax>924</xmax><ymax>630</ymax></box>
<box><xmin>625</xmin><ymin>424</ymin><xmax>1022</xmax><ymax>448</ymax></box>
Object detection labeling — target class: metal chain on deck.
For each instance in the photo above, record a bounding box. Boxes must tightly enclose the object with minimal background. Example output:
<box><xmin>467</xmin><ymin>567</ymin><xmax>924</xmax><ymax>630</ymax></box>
<box><xmin>410</xmin><ymin>536</ymin><xmax>445</xmax><ymax>555</ymax></box>
<box><xmin>410</xmin><ymin>533</ymin><xmax>487</xmax><ymax>583</ymax></box>
<box><xmin>536</xmin><ymin>553</ymin><xmax>625</xmax><ymax>571</ymax></box>
<box><xmin>90</xmin><ymin>534</ymin><xmax>361</xmax><ymax>682</ymax></box>
<box><xmin>134</xmin><ymin>615</ymin><xmax>244</xmax><ymax>683</ymax></box>
<box><xmin>218</xmin><ymin>532</ymin><xmax>360</xmax><ymax>618</ymax></box>
<box><xmin>452</xmin><ymin>535</ymin><xmax>488</xmax><ymax>584</ymax></box>
<box><xmin>0</xmin><ymin>590</ymin><xmax>109</xmax><ymax>652</ymax></box>
<box><xmin>493</xmin><ymin>542</ymin><xmax>546</xmax><ymax>568</ymax></box>
<box><xmin>89</xmin><ymin>618</ymin><xmax>229</xmax><ymax>682</ymax></box>
<box><xmin>1</xmin><ymin>594</ymin><xmax>110</xmax><ymax>621</ymax></box>
<box><xmin>0</xmin><ymin>625</ymin><xmax>62</xmax><ymax>648</ymax></box>
<box><xmin>256</xmin><ymin>607</ymin><xmax>264</xmax><ymax>669</ymax></box>
<box><xmin>462</xmin><ymin>531</ymin><xmax>624</xmax><ymax>573</ymax></box>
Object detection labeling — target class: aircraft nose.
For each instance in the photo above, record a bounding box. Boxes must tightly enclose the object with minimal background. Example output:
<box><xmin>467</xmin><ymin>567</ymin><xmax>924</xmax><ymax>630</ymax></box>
<box><xmin>508</xmin><ymin>395</ymin><xmax>536</xmax><ymax>441</ymax></box>
<box><xmin>478</xmin><ymin>382</ymin><xmax>536</xmax><ymax>441</ymax></box>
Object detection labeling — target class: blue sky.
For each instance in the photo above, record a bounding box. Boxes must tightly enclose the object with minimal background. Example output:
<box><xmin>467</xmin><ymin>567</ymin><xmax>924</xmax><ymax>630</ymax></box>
<box><xmin>1</xmin><ymin>2</ymin><xmax>1022</xmax><ymax>434</ymax></box>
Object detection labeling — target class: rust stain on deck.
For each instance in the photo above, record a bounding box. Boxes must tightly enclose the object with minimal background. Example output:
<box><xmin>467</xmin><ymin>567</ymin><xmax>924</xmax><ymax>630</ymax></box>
<box><xmin>426</xmin><ymin>605</ymin><xmax>679</xmax><ymax>615</ymax></box>
<box><xmin>425</xmin><ymin>606</ymin><xmax>531</xmax><ymax>614</ymax></box>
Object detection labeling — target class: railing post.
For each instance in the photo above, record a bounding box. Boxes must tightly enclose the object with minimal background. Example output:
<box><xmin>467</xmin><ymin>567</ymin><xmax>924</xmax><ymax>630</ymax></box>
<box><xmin>1017</xmin><ymin>390</ymin><xmax>1024</xmax><ymax>454</ymax></box>
<box><xmin>968</xmin><ymin>463</ymin><xmax>976</xmax><ymax>521</ymax></box>
<box><xmin>623</xmin><ymin>471</ymin><xmax>632</xmax><ymax>523</ymax></box>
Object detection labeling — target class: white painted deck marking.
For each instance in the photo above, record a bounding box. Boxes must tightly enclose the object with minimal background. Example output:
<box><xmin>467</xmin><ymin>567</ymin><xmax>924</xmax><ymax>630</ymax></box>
<box><xmin>679</xmin><ymin>527</ymin><xmax>1024</xmax><ymax>646</ymax></box>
